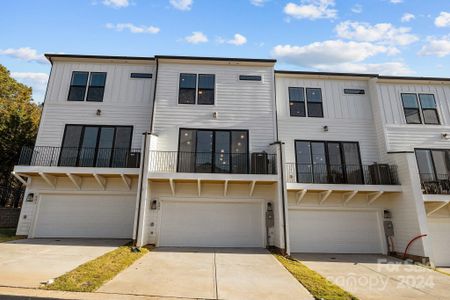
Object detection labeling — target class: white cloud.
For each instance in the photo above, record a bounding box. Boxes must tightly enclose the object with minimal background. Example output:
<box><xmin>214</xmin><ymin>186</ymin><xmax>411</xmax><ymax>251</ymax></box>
<box><xmin>105</xmin><ymin>23</ymin><xmax>160</xmax><ymax>34</ymax></box>
<box><xmin>250</xmin><ymin>0</ymin><xmax>267</xmax><ymax>6</ymax></box>
<box><xmin>314</xmin><ymin>62</ymin><xmax>413</xmax><ymax>75</ymax></box>
<box><xmin>170</xmin><ymin>0</ymin><xmax>193</xmax><ymax>11</ymax></box>
<box><xmin>401</xmin><ymin>13</ymin><xmax>415</xmax><ymax>23</ymax></box>
<box><xmin>389</xmin><ymin>0</ymin><xmax>403</xmax><ymax>4</ymax></box>
<box><xmin>335</xmin><ymin>21</ymin><xmax>418</xmax><ymax>46</ymax></box>
<box><xmin>102</xmin><ymin>0</ymin><xmax>129</xmax><ymax>8</ymax></box>
<box><xmin>284</xmin><ymin>0</ymin><xmax>337</xmax><ymax>20</ymax></box>
<box><xmin>419</xmin><ymin>35</ymin><xmax>450</xmax><ymax>57</ymax></box>
<box><xmin>219</xmin><ymin>33</ymin><xmax>248</xmax><ymax>46</ymax></box>
<box><xmin>11</xmin><ymin>72</ymin><xmax>49</xmax><ymax>102</ymax></box>
<box><xmin>0</xmin><ymin>47</ymin><xmax>47</xmax><ymax>64</ymax></box>
<box><xmin>272</xmin><ymin>40</ymin><xmax>413</xmax><ymax>75</ymax></box>
<box><xmin>185</xmin><ymin>32</ymin><xmax>208</xmax><ymax>44</ymax></box>
<box><xmin>351</xmin><ymin>4</ymin><xmax>362</xmax><ymax>14</ymax></box>
<box><xmin>435</xmin><ymin>12</ymin><xmax>450</xmax><ymax>28</ymax></box>
<box><xmin>272</xmin><ymin>40</ymin><xmax>394</xmax><ymax>66</ymax></box>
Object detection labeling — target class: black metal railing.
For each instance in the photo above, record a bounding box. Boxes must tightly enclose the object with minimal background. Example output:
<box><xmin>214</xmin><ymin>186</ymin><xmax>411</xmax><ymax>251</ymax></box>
<box><xmin>419</xmin><ymin>173</ymin><xmax>450</xmax><ymax>194</ymax></box>
<box><xmin>149</xmin><ymin>151</ymin><xmax>277</xmax><ymax>175</ymax></box>
<box><xmin>18</xmin><ymin>146</ymin><xmax>141</xmax><ymax>168</ymax></box>
<box><xmin>285</xmin><ymin>163</ymin><xmax>399</xmax><ymax>185</ymax></box>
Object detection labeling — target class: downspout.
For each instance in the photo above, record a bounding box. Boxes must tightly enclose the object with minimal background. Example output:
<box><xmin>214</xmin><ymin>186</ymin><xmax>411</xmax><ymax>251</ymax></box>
<box><xmin>271</xmin><ymin>67</ymin><xmax>288</xmax><ymax>254</ymax></box>
<box><xmin>133</xmin><ymin>58</ymin><xmax>159</xmax><ymax>247</ymax></box>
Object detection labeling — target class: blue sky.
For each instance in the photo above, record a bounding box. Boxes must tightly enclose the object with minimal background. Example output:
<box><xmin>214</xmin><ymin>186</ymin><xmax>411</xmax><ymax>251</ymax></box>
<box><xmin>1</xmin><ymin>0</ymin><xmax>450</xmax><ymax>102</ymax></box>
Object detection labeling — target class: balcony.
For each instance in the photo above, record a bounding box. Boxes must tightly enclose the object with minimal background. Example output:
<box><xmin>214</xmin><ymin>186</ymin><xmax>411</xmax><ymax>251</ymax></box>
<box><xmin>17</xmin><ymin>146</ymin><xmax>141</xmax><ymax>168</ymax></box>
<box><xmin>285</xmin><ymin>163</ymin><xmax>401</xmax><ymax>205</ymax></box>
<box><xmin>419</xmin><ymin>173</ymin><xmax>450</xmax><ymax>195</ymax></box>
<box><xmin>148</xmin><ymin>151</ymin><xmax>277</xmax><ymax>175</ymax></box>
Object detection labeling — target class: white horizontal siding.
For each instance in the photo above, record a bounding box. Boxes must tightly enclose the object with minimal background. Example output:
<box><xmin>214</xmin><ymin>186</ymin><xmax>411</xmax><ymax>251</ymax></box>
<box><xmin>275</xmin><ymin>76</ymin><xmax>380</xmax><ymax>164</ymax></box>
<box><xmin>151</xmin><ymin>62</ymin><xmax>276</xmax><ymax>152</ymax></box>
<box><xmin>35</xmin><ymin>61</ymin><xmax>155</xmax><ymax>149</ymax></box>
<box><xmin>385</xmin><ymin>125</ymin><xmax>450</xmax><ymax>152</ymax></box>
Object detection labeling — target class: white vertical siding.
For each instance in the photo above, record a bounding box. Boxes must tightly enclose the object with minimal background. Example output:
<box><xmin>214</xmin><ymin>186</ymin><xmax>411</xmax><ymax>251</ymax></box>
<box><xmin>151</xmin><ymin>62</ymin><xmax>276</xmax><ymax>152</ymax></box>
<box><xmin>275</xmin><ymin>75</ymin><xmax>381</xmax><ymax>164</ymax></box>
<box><xmin>36</xmin><ymin>60</ymin><xmax>155</xmax><ymax>149</ymax></box>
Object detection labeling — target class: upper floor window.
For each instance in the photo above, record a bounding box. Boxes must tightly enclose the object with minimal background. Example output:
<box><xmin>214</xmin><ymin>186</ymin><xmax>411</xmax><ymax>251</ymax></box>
<box><xmin>68</xmin><ymin>71</ymin><xmax>106</xmax><ymax>102</ymax></box>
<box><xmin>415</xmin><ymin>149</ymin><xmax>450</xmax><ymax>194</ymax></box>
<box><xmin>289</xmin><ymin>87</ymin><xmax>323</xmax><ymax>118</ymax></box>
<box><xmin>401</xmin><ymin>93</ymin><xmax>440</xmax><ymax>125</ymax></box>
<box><xmin>179</xmin><ymin>73</ymin><xmax>215</xmax><ymax>105</ymax></box>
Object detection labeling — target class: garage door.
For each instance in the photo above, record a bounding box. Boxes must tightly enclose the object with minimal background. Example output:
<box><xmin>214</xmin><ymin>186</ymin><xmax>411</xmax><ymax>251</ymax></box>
<box><xmin>158</xmin><ymin>200</ymin><xmax>264</xmax><ymax>247</ymax></box>
<box><xmin>289</xmin><ymin>209</ymin><xmax>383</xmax><ymax>253</ymax></box>
<box><xmin>34</xmin><ymin>194</ymin><xmax>136</xmax><ymax>238</ymax></box>
<box><xmin>428</xmin><ymin>218</ymin><xmax>450</xmax><ymax>267</ymax></box>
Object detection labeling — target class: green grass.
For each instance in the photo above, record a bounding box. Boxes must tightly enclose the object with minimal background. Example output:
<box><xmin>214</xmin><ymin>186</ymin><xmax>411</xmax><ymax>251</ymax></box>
<box><xmin>44</xmin><ymin>244</ymin><xmax>150</xmax><ymax>292</ymax></box>
<box><xmin>0</xmin><ymin>228</ymin><xmax>23</xmax><ymax>243</ymax></box>
<box><xmin>273</xmin><ymin>253</ymin><xmax>358</xmax><ymax>300</ymax></box>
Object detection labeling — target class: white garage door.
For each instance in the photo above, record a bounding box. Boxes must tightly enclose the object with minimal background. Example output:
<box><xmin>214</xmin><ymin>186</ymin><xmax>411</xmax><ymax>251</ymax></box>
<box><xmin>159</xmin><ymin>200</ymin><xmax>264</xmax><ymax>247</ymax></box>
<box><xmin>428</xmin><ymin>218</ymin><xmax>450</xmax><ymax>267</ymax></box>
<box><xmin>289</xmin><ymin>209</ymin><xmax>383</xmax><ymax>253</ymax></box>
<box><xmin>34</xmin><ymin>194</ymin><xmax>136</xmax><ymax>238</ymax></box>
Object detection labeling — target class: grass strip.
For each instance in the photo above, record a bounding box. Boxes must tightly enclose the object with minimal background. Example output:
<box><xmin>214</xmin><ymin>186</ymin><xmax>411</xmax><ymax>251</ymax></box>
<box><xmin>0</xmin><ymin>228</ymin><xmax>23</xmax><ymax>243</ymax></box>
<box><xmin>273</xmin><ymin>252</ymin><xmax>358</xmax><ymax>300</ymax></box>
<box><xmin>44</xmin><ymin>244</ymin><xmax>150</xmax><ymax>292</ymax></box>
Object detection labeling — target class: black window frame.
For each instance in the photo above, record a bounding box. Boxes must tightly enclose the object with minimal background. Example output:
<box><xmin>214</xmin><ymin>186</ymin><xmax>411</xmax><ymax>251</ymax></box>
<box><xmin>344</xmin><ymin>89</ymin><xmax>365</xmax><ymax>95</ymax></box>
<box><xmin>178</xmin><ymin>73</ymin><xmax>215</xmax><ymax>105</ymax></box>
<box><xmin>177</xmin><ymin>128</ymin><xmax>249</xmax><ymax>174</ymax></box>
<box><xmin>67</xmin><ymin>71</ymin><xmax>89</xmax><ymax>101</ymax></box>
<box><xmin>86</xmin><ymin>72</ymin><xmax>107</xmax><ymax>102</ymax></box>
<box><xmin>289</xmin><ymin>87</ymin><xmax>306</xmax><ymax>117</ymax></box>
<box><xmin>59</xmin><ymin>124</ymin><xmax>133</xmax><ymax>167</ymax></box>
<box><xmin>401</xmin><ymin>93</ymin><xmax>422</xmax><ymax>124</ymax></box>
<box><xmin>130</xmin><ymin>73</ymin><xmax>153</xmax><ymax>79</ymax></box>
<box><xmin>415</xmin><ymin>148</ymin><xmax>450</xmax><ymax>182</ymax></box>
<box><xmin>418</xmin><ymin>94</ymin><xmax>440</xmax><ymax>125</ymax></box>
<box><xmin>239</xmin><ymin>75</ymin><xmax>262</xmax><ymax>81</ymax></box>
<box><xmin>306</xmin><ymin>88</ymin><xmax>324</xmax><ymax>118</ymax></box>
<box><xmin>294</xmin><ymin>140</ymin><xmax>364</xmax><ymax>184</ymax></box>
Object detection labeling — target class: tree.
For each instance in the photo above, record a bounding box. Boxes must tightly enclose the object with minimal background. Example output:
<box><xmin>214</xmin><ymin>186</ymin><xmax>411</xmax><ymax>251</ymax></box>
<box><xmin>0</xmin><ymin>64</ymin><xmax>42</xmax><ymax>182</ymax></box>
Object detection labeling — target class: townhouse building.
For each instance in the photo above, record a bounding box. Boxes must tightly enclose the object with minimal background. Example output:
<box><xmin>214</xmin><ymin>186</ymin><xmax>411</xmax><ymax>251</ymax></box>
<box><xmin>12</xmin><ymin>54</ymin><xmax>450</xmax><ymax>267</ymax></box>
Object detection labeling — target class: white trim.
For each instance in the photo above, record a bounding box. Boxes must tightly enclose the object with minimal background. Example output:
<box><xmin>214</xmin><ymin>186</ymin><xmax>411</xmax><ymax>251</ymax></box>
<box><xmin>93</xmin><ymin>174</ymin><xmax>106</xmax><ymax>190</ymax></box>
<box><xmin>427</xmin><ymin>201</ymin><xmax>449</xmax><ymax>217</ymax></box>
<box><xmin>14</xmin><ymin>166</ymin><xmax>140</xmax><ymax>176</ymax></box>
<box><xmin>121</xmin><ymin>174</ymin><xmax>132</xmax><ymax>190</ymax></box>
<box><xmin>29</xmin><ymin>194</ymin><xmax>43</xmax><ymax>238</ymax></box>
<box><xmin>11</xmin><ymin>171</ymin><xmax>28</xmax><ymax>186</ymax></box>
<box><xmin>66</xmin><ymin>173</ymin><xmax>82</xmax><ymax>190</ymax></box>
<box><xmin>296</xmin><ymin>189</ymin><xmax>307</xmax><ymax>204</ymax></box>
<box><xmin>368</xmin><ymin>191</ymin><xmax>384</xmax><ymax>205</ymax></box>
<box><xmin>286</xmin><ymin>182</ymin><xmax>402</xmax><ymax>193</ymax></box>
<box><xmin>319</xmin><ymin>190</ymin><xmax>332</xmax><ymax>205</ymax></box>
<box><xmin>39</xmin><ymin>172</ymin><xmax>56</xmax><ymax>189</ymax></box>
<box><xmin>343</xmin><ymin>191</ymin><xmax>358</xmax><ymax>206</ymax></box>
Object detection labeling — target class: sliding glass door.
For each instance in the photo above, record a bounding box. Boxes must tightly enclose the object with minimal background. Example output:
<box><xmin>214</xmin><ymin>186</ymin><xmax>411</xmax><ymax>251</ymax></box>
<box><xmin>178</xmin><ymin>129</ymin><xmax>248</xmax><ymax>173</ymax></box>
<box><xmin>295</xmin><ymin>140</ymin><xmax>363</xmax><ymax>184</ymax></box>
<box><xmin>59</xmin><ymin>125</ymin><xmax>133</xmax><ymax>167</ymax></box>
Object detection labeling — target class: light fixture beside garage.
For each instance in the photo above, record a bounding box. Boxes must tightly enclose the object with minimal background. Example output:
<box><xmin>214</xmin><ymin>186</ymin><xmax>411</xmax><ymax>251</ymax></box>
<box><xmin>26</xmin><ymin>193</ymin><xmax>35</xmax><ymax>202</ymax></box>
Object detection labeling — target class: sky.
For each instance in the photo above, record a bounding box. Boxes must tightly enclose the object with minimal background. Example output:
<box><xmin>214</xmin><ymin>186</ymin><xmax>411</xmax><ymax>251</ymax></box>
<box><xmin>1</xmin><ymin>0</ymin><xmax>450</xmax><ymax>102</ymax></box>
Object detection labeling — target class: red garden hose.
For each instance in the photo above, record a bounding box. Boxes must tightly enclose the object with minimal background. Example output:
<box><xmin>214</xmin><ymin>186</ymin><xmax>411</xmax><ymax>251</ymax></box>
<box><xmin>403</xmin><ymin>234</ymin><xmax>427</xmax><ymax>259</ymax></box>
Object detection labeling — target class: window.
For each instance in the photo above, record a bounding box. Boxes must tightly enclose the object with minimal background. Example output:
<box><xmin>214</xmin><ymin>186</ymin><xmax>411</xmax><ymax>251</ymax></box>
<box><xmin>289</xmin><ymin>87</ymin><xmax>305</xmax><ymax>117</ymax></box>
<box><xmin>295</xmin><ymin>140</ymin><xmax>363</xmax><ymax>184</ymax></box>
<box><xmin>344</xmin><ymin>89</ymin><xmax>365</xmax><ymax>95</ymax></box>
<box><xmin>68</xmin><ymin>71</ymin><xmax>106</xmax><ymax>102</ymax></box>
<box><xmin>402</xmin><ymin>93</ymin><xmax>440</xmax><ymax>125</ymax></box>
<box><xmin>239</xmin><ymin>75</ymin><xmax>262</xmax><ymax>81</ymax></box>
<box><xmin>59</xmin><ymin>125</ymin><xmax>133</xmax><ymax>167</ymax></box>
<box><xmin>178</xmin><ymin>129</ymin><xmax>248</xmax><ymax>173</ymax></box>
<box><xmin>419</xmin><ymin>94</ymin><xmax>440</xmax><ymax>124</ymax></box>
<box><xmin>130</xmin><ymin>73</ymin><xmax>152</xmax><ymax>78</ymax></box>
<box><xmin>401</xmin><ymin>93</ymin><xmax>421</xmax><ymax>124</ymax></box>
<box><xmin>415</xmin><ymin>149</ymin><xmax>450</xmax><ymax>182</ymax></box>
<box><xmin>86</xmin><ymin>72</ymin><xmax>106</xmax><ymax>102</ymax></box>
<box><xmin>306</xmin><ymin>88</ymin><xmax>323</xmax><ymax>117</ymax></box>
<box><xmin>198</xmin><ymin>74</ymin><xmax>215</xmax><ymax>105</ymax></box>
<box><xmin>68</xmin><ymin>72</ymin><xmax>89</xmax><ymax>101</ymax></box>
<box><xmin>178</xmin><ymin>73</ymin><xmax>215</xmax><ymax>105</ymax></box>
<box><xmin>288</xmin><ymin>87</ymin><xmax>323</xmax><ymax>118</ymax></box>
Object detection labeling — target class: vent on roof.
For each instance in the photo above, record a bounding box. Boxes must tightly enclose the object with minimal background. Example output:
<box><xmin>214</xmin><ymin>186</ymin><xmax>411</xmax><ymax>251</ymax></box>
<box><xmin>239</xmin><ymin>75</ymin><xmax>262</xmax><ymax>81</ymax></box>
<box><xmin>344</xmin><ymin>89</ymin><xmax>365</xmax><ymax>95</ymax></box>
<box><xmin>131</xmin><ymin>73</ymin><xmax>152</xmax><ymax>79</ymax></box>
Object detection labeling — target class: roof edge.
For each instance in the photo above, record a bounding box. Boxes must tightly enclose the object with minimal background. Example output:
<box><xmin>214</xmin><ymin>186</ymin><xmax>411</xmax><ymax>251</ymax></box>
<box><xmin>45</xmin><ymin>53</ymin><xmax>155</xmax><ymax>62</ymax></box>
<box><xmin>275</xmin><ymin>70</ymin><xmax>378</xmax><ymax>78</ymax></box>
<box><xmin>155</xmin><ymin>55</ymin><xmax>276</xmax><ymax>63</ymax></box>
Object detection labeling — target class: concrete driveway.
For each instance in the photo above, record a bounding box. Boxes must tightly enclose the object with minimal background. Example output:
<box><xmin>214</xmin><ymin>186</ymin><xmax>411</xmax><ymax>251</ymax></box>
<box><xmin>0</xmin><ymin>239</ymin><xmax>126</xmax><ymax>288</ymax></box>
<box><xmin>99</xmin><ymin>247</ymin><xmax>313</xmax><ymax>300</ymax></box>
<box><xmin>293</xmin><ymin>253</ymin><xmax>450</xmax><ymax>300</ymax></box>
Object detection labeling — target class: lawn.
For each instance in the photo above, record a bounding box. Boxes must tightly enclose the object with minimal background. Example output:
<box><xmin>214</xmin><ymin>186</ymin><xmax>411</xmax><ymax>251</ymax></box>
<box><xmin>0</xmin><ymin>228</ymin><xmax>23</xmax><ymax>243</ymax></box>
<box><xmin>273</xmin><ymin>252</ymin><xmax>358</xmax><ymax>300</ymax></box>
<box><xmin>44</xmin><ymin>244</ymin><xmax>150</xmax><ymax>292</ymax></box>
